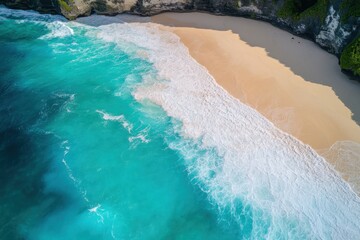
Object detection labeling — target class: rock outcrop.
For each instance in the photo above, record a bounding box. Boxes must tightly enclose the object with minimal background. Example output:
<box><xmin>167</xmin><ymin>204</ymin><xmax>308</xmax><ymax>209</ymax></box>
<box><xmin>1</xmin><ymin>0</ymin><xmax>359</xmax><ymax>77</ymax></box>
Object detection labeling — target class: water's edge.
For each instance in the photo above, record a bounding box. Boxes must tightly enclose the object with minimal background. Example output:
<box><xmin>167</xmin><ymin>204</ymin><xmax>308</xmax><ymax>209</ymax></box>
<box><xmin>1</xmin><ymin>7</ymin><xmax>360</xmax><ymax>240</ymax></box>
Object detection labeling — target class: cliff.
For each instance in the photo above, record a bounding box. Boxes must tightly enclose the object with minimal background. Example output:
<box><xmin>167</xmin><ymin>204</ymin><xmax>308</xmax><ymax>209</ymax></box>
<box><xmin>1</xmin><ymin>0</ymin><xmax>359</xmax><ymax>77</ymax></box>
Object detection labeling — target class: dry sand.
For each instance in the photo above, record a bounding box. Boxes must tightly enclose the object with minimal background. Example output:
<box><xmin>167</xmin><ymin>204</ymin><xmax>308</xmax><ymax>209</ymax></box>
<box><xmin>151</xmin><ymin>12</ymin><xmax>360</xmax><ymax>192</ymax></box>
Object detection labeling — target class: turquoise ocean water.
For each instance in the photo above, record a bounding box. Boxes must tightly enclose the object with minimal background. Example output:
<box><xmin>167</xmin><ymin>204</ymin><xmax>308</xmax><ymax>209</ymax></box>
<box><xmin>1</xmin><ymin>6</ymin><xmax>360</xmax><ymax>240</ymax></box>
<box><xmin>0</xmin><ymin>8</ymin><xmax>243</xmax><ymax>240</ymax></box>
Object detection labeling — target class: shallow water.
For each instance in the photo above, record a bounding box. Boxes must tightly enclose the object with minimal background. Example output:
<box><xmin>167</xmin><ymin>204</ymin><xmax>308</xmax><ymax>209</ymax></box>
<box><xmin>1</xmin><ymin>7</ymin><xmax>360</xmax><ymax>240</ymax></box>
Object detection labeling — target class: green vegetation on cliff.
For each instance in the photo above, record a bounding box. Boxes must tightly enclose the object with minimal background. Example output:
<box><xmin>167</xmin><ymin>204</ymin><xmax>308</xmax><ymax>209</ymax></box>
<box><xmin>58</xmin><ymin>0</ymin><xmax>72</xmax><ymax>12</ymax></box>
<box><xmin>340</xmin><ymin>0</ymin><xmax>360</xmax><ymax>22</ymax></box>
<box><xmin>340</xmin><ymin>36</ymin><xmax>360</xmax><ymax>76</ymax></box>
<box><xmin>277</xmin><ymin>0</ymin><xmax>329</xmax><ymax>22</ymax></box>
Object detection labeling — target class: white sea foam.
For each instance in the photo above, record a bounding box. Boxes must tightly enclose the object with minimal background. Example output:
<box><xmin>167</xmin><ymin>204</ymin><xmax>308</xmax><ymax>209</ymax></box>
<box><xmin>60</xmin><ymin>139</ymin><xmax>107</xmax><ymax>224</ymax></box>
<box><xmin>0</xmin><ymin>6</ymin><xmax>73</xmax><ymax>40</ymax></box>
<box><xmin>128</xmin><ymin>127</ymin><xmax>151</xmax><ymax>148</ymax></box>
<box><xmin>96</xmin><ymin>110</ymin><xmax>133</xmax><ymax>133</ymax></box>
<box><xmin>88</xmin><ymin>204</ymin><xmax>105</xmax><ymax>223</ymax></box>
<box><xmin>92</xmin><ymin>21</ymin><xmax>360</xmax><ymax>238</ymax></box>
<box><xmin>61</xmin><ymin>141</ymin><xmax>78</xmax><ymax>184</ymax></box>
<box><xmin>59</xmin><ymin>140</ymin><xmax>90</xmax><ymax>204</ymax></box>
<box><xmin>39</xmin><ymin>21</ymin><xmax>74</xmax><ymax>39</ymax></box>
<box><xmin>89</xmin><ymin>204</ymin><xmax>101</xmax><ymax>213</ymax></box>
<box><xmin>128</xmin><ymin>133</ymin><xmax>150</xmax><ymax>143</ymax></box>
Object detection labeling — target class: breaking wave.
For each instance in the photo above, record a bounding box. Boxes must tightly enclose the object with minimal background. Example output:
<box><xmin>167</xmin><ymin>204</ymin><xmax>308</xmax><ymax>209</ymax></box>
<box><xmin>89</xmin><ymin>20</ymin><xmax>360</xmax><ymax>239</ymax></box>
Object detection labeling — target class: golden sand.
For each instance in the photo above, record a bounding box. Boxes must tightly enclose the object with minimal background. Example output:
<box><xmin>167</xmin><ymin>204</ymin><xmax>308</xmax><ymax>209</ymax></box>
<box><xmin>152</xmin><ymin>12</ymin><xmax>360</xmax><ymax>150</ymax></box>
<box><xmin>151</xmin><ymin>12</ymin><xmax>360</xmax><ymax>192</ymax></box>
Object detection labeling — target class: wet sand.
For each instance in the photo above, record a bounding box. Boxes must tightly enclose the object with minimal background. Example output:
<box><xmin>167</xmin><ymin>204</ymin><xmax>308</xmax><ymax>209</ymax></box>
<box><xmin>151</xmin><ymin>12</ymin><xmax>360</xmax><ymax>192</ymax></box>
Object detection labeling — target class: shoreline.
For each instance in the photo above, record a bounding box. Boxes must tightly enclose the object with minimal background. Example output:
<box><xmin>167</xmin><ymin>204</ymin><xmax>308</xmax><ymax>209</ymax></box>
<box><xmin>2</xmin><ymin>8</ymin><xmax>360</xmax><ymax>238</ymax></box>
<box><xmin>150</xmin><ymin>12</ymin><xmax>360</xmax><ymax>192</ymax></box>
<box><xmin>76</xmin><ymin>12</ymin><xmax>360</xmax><ymax>193</ymax></box>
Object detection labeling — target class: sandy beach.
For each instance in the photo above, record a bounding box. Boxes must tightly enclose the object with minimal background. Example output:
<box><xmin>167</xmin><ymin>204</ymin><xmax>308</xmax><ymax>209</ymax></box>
<box><xmin>151</xmin><ymin>12</ymin><xmax>360</xmax><ymax>192</ymax></box>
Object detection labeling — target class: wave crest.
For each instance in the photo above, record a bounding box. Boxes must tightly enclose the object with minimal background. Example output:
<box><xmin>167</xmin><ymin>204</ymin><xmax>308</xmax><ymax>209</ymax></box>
<box><xmin>91</xmin><ymin>20</ymin><xmax>360</xmax><ymax>239</ymax></box>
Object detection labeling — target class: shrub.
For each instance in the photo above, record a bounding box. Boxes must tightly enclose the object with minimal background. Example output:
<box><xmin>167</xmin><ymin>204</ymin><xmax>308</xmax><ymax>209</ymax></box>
<box><xmin>340</xmin><ymin>0</ymin><xmax>360</xmax><ymax>23</ymax></box>
<box><xmin>340</xmin><ymin>36</ymin><xmax>360</xmax><ymax>76</ymax></box>
<box><xmin>277</xmin><ymin>0</ymin><xmax>329</xmax><ymax>22</ymax></box>
<box><xmin>58</xmin><ymin>0</ymin><xmax>72</xmax><ymax>12</ymax></box>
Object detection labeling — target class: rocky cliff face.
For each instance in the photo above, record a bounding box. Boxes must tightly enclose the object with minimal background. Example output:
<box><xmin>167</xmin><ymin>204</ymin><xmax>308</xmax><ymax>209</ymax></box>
<box><xmin>1</xmin><ymin>0</ymin><xmax>359</xmax><ymax>77</ymax></box>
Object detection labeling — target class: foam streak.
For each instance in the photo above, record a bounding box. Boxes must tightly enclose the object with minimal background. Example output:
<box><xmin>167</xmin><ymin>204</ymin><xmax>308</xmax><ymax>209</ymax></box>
<box><xmin>94</xmin><ymin>22</ymin><xmax>360</xmax><ymax>239</ymax></box>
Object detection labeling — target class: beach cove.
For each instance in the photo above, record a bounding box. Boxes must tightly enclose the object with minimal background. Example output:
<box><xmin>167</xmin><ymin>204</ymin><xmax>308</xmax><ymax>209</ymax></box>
<box><xmin>1</xmin><ymin>6</ymin><xmax>360</xmax><ymax>239</ymax></box>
